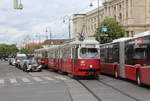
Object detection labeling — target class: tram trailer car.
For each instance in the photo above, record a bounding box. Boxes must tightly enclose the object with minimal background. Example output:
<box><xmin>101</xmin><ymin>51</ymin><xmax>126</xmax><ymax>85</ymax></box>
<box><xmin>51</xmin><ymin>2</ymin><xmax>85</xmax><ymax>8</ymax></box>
<box><xmin>34</xmin><ymin>48</ymin><xmax>48</xmax><ymax>68</ymax></box>
<box><xmin>100</xmin><ymin>31</ymin><xmax>150</xmax><ymax>86</ymax></box>
<box><xmin>47</xmin><ymin>39</ymin><xmax>101</xmax><ymax>78</ymax></box>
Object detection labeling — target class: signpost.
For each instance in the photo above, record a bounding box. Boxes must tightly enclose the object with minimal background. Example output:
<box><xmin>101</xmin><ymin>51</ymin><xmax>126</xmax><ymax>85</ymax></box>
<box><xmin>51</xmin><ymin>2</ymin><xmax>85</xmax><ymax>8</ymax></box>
<box><xmin>99</xmin><ymin>27</ymin><xmax>108</xmax><ymax>43</ymax></box>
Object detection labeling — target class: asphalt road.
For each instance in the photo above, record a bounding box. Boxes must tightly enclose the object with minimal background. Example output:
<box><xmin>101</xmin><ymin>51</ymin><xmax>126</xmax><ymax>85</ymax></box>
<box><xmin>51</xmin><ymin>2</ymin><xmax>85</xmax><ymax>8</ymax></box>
<box><xmin>0</xmin><ymin>61</ymin><xmax>150</xmax><ymax>101</ymax></box>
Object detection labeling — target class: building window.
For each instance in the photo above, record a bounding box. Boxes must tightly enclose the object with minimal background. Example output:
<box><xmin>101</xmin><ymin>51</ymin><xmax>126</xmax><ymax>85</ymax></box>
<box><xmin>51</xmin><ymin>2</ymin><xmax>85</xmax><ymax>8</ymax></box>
<box><xmin>126</xmin><ymin>31</ymin><xmax>129</xmax><ymax>37</ymax></box>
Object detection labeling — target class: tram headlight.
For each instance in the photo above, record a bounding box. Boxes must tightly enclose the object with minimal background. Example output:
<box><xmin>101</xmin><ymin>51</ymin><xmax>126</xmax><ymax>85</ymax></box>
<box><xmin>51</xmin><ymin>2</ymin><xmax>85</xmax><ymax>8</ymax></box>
<box><xmin>89</xmin><ymin>65</ymin><xmax>93</xmax><ymax>68</ymax></box>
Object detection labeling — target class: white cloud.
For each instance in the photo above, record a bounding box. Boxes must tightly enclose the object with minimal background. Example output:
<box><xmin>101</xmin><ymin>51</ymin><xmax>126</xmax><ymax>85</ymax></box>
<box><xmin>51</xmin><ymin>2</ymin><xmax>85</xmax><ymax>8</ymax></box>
<box><xmin>0</xmin><ymin>0</ymin><xmax>102</xmax><ymax>45</ymax></box>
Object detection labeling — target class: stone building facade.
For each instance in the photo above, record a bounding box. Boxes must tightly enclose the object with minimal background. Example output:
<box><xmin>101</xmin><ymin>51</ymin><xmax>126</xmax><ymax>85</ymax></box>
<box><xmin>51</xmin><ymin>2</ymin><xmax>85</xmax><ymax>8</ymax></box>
<box><xmin>73</xmin><ymin>0</ymin><xmax>150</xmax><ymax>38</ymax></box>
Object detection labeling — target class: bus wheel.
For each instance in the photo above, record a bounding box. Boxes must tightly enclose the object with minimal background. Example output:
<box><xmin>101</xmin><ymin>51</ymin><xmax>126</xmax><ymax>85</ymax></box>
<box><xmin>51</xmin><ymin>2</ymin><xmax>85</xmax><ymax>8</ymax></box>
<box><xmin>114</xmin><ymin>69</ymin><xmax>118</xmax><ymax>79</ymax></box>
<box><xmin>136</xmin><ymin>72</ymin><xmax>141</xmax><ymax>86</ymax></box>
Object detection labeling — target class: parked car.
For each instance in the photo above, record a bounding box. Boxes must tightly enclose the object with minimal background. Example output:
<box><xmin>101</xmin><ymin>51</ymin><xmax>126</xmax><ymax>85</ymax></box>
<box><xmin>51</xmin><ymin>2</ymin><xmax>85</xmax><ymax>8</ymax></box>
<box><xmin>9</xmin><ymin>58</ymin><xmax>16</xmax><ymax>66</ymax></box>
<box><xmin>23</xmin><ymin>60</ymin><xmax>42</xmax><ymax>72</ymax></box>
<box><xmin>15</xmin><ymin>54</ymin><xmax>27</xmax><ymax>68</ymax></box>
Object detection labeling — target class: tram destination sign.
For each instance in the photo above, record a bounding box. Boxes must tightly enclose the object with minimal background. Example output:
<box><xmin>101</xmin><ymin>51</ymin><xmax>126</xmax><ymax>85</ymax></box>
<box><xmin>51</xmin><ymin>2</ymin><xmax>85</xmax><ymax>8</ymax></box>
<box><xmin>86</xmin><ymin>44</ymin><xmax>96</xmax><ymax>48</ymax></box>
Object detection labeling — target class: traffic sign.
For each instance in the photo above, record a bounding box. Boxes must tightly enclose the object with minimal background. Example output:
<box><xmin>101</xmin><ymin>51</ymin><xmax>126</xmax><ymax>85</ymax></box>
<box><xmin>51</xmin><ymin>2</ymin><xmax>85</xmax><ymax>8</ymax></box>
<box><xmin>101</xmin><ymin>27</ymin><xmax>108</xmax><ymax>32</ymax></box>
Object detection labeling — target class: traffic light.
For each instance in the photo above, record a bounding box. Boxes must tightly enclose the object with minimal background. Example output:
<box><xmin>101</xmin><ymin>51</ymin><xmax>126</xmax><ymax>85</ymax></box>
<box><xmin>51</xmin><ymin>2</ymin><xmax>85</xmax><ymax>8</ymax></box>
<box><xmin>13</xmin><ymin>0</ymin><xmax>18</xmax><ymax>9</ymax></box>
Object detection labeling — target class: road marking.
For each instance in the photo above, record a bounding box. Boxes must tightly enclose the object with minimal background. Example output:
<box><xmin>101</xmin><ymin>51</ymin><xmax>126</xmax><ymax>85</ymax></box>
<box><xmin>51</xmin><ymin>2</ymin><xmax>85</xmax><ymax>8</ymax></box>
<box><xmin>54</xmin><ymin>76</ymin><xmax>68</xmax><ymax>80</ymax></box>
<box><xmin>32</xmin><ymin>77</ymin><xmax>43</xmax><ymax>82</ymax></box>
<box><xmin>21</xmin><ymin>78</ymin><xmax>30</xmax><ymax>83</ymax></box>
<box><xmin>10</xmin><ymin>79</ymin><xmax>17</xmax><ymax>83</ymax></box>
<box><xmin>43</xmin><ymin>76</ymin><xmax>54</xmax><ymax>81</ymax></box>
<box><xmin>0</xmin><ymin>79</ymin><xmax>4</xmax><ymax>84</ymax></box>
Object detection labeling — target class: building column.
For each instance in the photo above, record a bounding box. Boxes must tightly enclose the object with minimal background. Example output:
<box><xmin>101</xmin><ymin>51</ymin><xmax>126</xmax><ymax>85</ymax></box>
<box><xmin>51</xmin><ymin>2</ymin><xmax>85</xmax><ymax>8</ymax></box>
<box><xmin>124</xmin><ymin>0</ymin><xmax>126</xmax><ymax>20</ymax></box>
<box><xmin>116</xmin><ymin>4</ymin><xmax>118</xmax><ymax>21</ymax></box>
<box><xmin>128</xmin><ymin>0</ymin><xmax>132</xmax><ymax>18</ymax></box>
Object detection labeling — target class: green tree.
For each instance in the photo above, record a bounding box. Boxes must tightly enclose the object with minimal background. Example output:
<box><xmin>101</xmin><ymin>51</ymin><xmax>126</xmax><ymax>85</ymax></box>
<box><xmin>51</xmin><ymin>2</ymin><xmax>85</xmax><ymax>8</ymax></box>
<box><xmin>94</xmin><ymin>18</ymin><xmax>125</xmax><ymax>44</ymax></box>
<box><xmin>0</xmin><ymin>44</ymin><xmax>19</xmax><ymax>57</ymax></box>
<box><xmin>20</xmin><ymin>45</ymin><xmax>42</xmax><ymax>54</ymax></box>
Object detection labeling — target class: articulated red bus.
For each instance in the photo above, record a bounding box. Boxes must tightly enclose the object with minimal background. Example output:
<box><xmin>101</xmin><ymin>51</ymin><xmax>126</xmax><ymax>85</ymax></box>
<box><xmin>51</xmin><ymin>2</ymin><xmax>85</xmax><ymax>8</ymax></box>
<box><xmin>100</xmin><ymin>31</ymin><xmax>150</xmax><ymax>86</ymax></box>
<box><xmin>47</xmin><ymin>39</ymin><xmax>101</xmax><ymax>78</ymax></box>
<box><xmin>34</xmin><ymin>48</ymin><xmax>48</xmax><ymax>68</ymax></box>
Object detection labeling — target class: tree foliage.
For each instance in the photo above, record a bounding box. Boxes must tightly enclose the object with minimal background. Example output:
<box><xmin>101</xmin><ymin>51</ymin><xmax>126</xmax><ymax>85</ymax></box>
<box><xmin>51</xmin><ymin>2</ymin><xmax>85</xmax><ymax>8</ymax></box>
<box><xmin>0</xmin><ymin>44</ymin><xmax>19</xmax><ymax>57</ymax></box>
<box><xmin>20</xmin><ymin>45</ymin><xmax>42</xmax><ymax>54</ymax></box>
<box><xmin>94</xmin><ymin>18</ymin><xmax>125</xmax><ymax>44</ymax></box>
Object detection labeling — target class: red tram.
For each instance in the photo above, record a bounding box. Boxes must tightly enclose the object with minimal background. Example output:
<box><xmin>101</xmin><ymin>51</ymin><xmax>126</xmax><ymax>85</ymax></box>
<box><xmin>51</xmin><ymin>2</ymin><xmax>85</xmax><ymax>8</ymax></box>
<box><xmin>100</xmin><ymin>31</ymin><xmax>150</xmax><ymax>86</ymax></box>
<box><xmin>34</xmin><ymin>48</ymin><xmax>48</xmax><ymax>68</ymax></box>
<box><xmin>45</xmin><ymin>39</ymin><xmax>101</xmax><ymax>78</ymax></box>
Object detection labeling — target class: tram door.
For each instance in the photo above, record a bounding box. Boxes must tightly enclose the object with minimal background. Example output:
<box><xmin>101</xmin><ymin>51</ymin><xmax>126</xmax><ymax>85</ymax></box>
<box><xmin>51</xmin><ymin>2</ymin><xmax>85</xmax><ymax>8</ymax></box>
<box><xmin>72</xmin><ymin>46</ymin><xmax>78</xmax><ymax>73</ymax></box>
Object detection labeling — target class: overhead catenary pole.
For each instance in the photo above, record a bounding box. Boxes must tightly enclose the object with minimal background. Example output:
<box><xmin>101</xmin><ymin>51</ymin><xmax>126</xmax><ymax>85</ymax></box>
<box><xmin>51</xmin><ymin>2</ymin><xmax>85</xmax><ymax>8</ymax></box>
<box><xmin>63</xmin><ymin>16</ymin><xmax>71</xmax><ymax>39</ymax></box>
<box><xmin>49</xmin><ymin>28</ymin><xmax>52</xmax><ymax>45</ymax></box>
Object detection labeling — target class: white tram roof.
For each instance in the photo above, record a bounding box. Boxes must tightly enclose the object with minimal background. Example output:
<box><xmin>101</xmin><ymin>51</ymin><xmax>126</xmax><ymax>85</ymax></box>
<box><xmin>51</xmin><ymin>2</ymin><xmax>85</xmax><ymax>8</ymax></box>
<box><xmin>70</xmin><ymin>39</ymin><xmax>99</xmax><ymax>45</ymax></box>
<box><xmin>112</xmin><ymin>37</ymin><xmax>132</xmax><ymax>43</ymax></box>
<box><xmin>133</xmin><ymin>31</ymin><xmax>150</xmax><ymax>38</ymax></box>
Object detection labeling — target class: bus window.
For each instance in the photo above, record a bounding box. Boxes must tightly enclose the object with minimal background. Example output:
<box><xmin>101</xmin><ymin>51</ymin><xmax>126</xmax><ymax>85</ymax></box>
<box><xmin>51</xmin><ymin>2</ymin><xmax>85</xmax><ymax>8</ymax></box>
<box><xmin>133</xmin><ymin>48</ymin><xmax>146</xmax><ymax>59</ymax></box>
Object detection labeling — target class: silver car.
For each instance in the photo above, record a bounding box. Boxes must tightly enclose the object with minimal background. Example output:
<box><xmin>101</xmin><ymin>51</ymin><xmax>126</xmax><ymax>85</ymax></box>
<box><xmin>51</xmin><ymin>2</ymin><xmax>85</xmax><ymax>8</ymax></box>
<box><xmin>23</xmin><ymin>60</ymin><xmax>42</xmax><ymax>72</ymax></box>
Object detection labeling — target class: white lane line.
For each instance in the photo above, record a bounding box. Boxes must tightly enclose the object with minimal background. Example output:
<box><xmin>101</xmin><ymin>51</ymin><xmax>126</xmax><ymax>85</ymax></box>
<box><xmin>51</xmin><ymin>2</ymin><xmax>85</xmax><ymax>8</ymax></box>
<box><xmin>0</xmin><ymin>79</ymin><xmax>4</xmax><ymax>84</ymax></box>
<box><xmin>43</xmin><ymin>76</ymin><xmax>54</xmax><ymax>81</ymax></box>
<box><xmin>10</xmin><ymin>79</ymin><xmax>17</xmax><ymax>83</ymax></box>
<box><xmin>32</xmin><ymin>77</ymin><xmax>43</xmax><ymax>82</ymax></box>
<box><xmin>21</xmin><ymin>78</ymin><xmax>30</xmax><ymax>83</ymax></box>
<box><xmin>54</xmin><ymin>76</ymin><xmax>68</xmax><ymax>80</ymax></box>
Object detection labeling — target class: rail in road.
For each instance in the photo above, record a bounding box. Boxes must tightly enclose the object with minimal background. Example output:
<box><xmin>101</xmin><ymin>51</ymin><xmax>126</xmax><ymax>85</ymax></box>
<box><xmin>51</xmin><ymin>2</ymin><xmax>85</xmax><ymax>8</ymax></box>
<box><xmin>77</xmin><ymin>79</ymin><xmax>143</xmax><ymax>101</ymax></box>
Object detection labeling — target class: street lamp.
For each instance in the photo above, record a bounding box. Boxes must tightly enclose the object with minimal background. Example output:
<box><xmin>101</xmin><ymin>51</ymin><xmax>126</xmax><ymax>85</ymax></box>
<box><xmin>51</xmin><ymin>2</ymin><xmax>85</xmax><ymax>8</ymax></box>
<box><xmin>13</xmin><ymin>0</ymin><xmax>23</xmax><ymax>10</ymax></box>
<box><xmin>63</xmin><ymin>16</ymin><xmax>71</xmax><ymax>39</ymax></box>
<box><xmin>90</xmin><ymin>0</ymin><xmax>101</xmax><ymax>42</ymax></box>
<box><xmin>90</xmin><ymin>0</ymin><xmax>100</xmax><ymax>27</ymax></box>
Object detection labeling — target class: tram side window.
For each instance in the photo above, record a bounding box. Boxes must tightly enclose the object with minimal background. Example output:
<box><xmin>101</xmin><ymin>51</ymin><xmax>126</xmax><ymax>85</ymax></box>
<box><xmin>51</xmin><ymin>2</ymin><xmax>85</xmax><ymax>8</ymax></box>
<box><xmin>100</xmin><ymin>47</ymin><xmax>105</xmax><ymax>63</ymax></box>
<box><xmin>72</xmin><ymin>47</ymin><xmax>78</xmax><ymax>59</ymax></box>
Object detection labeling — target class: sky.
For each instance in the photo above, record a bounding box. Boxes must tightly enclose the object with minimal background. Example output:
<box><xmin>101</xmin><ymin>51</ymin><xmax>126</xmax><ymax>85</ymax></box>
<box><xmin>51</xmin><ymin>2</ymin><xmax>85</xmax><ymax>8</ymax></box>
<box><xmin>0</xmin><ymin>0</ymin><xmax>102</xmax><ymax>46</ymax></box>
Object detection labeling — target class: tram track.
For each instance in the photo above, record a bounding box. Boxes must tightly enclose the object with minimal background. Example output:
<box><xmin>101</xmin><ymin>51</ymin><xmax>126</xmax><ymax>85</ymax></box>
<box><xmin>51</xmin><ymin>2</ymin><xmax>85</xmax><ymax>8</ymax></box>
<box><xmin>77</xmin><ymin>79</ymin><xmax>142</xmax><ymax>101</ymax></box>
<box><xmin>77</xmin><ymin>80</ymin><xmax>102</xmax><ymax>101</ymax></box>
<box><xmin>97</xmin><ymin>80</ymin><xmax>142</xmax><ymax>101</ymax></box>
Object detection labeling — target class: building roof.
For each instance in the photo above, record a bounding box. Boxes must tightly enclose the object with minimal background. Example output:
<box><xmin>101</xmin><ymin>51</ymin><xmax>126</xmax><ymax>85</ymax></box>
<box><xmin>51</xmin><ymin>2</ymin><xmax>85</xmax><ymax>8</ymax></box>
<box><xmin>25</xmin><ymin>42</ymin><xmax>42</xmax><ymax>47</ymax></box>
<box><xmin>43</xmin><ymin>39</ymin><xmax>71</xmax><ymax>45</ymax></box>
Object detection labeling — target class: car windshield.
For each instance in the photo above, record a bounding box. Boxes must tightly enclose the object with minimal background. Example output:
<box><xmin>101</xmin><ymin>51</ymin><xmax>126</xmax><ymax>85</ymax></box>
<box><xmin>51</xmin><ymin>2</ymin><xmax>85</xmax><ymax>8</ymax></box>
<box><xmin>30</xmin><ymin>61</ymin><xmax>37</xmax><ymax>65</ymax></box>
<box><xmin>17</xmin><ymin>56</ymin><xmax>27</xmax><ymax>60</ymax></box>
<box><xmin>80</xmin><ymin>48</ymin><xmax>99</xmax><ymax>59</ymax></box>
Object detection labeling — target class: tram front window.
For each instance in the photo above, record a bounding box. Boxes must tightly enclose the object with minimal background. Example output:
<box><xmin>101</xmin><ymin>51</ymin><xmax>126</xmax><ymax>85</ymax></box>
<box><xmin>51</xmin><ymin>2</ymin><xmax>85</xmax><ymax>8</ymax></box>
<box><xmin>80</xmin><ymin>48</ymin><xmax>99</xmax><ymax>59</ymax></box>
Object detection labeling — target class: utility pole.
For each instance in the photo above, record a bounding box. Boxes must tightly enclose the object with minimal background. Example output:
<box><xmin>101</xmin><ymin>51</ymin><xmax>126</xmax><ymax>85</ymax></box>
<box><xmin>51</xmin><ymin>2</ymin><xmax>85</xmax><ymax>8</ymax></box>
<box><xmin>49</xmin><ymin>29</ymin><xmax>52</xmax><ymax>45</ymax></box>
<box><xmin>63</xmin><ymin>16</ymin><xmax>71</xmax><ymax>39</ymax></box>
